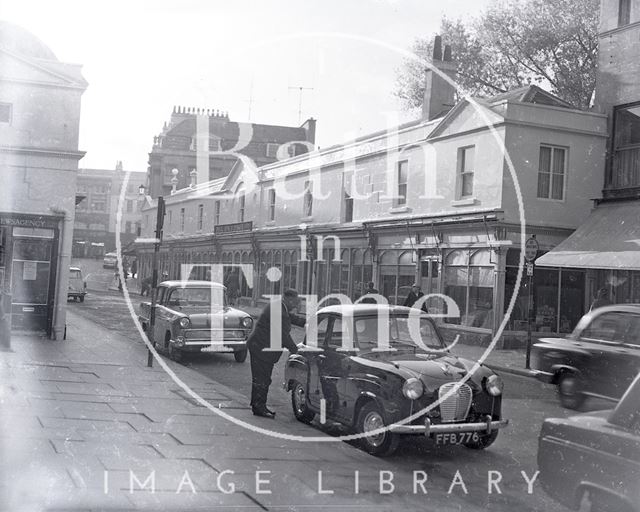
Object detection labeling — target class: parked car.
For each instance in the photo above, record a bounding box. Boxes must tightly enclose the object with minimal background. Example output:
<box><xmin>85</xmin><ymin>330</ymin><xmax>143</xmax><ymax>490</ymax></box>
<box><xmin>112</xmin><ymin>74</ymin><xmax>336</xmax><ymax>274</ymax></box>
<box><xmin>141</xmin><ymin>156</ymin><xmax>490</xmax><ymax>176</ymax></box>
<box><xmin>138</xmin><ymin>280</ymin><xmax>253</xmax><ymax>363</ymax></box>
<box><xmin>537</xmin><ymin>373</ymin><xmax>640</xmax><ymax>512</ymax></box>
<box><xmin>67</xmin><ymin>267</ymin><xmax>86</xmax><ymax>302</ymax></box>
<box><xmin>103</xmin><ymin>252</ymin><xmax>117</xmax><ymax>269</ymax></box>
<box><xmin>284</xmin><ymin>304</ymin><xmax>508</xmax><ymax>456</ymax></box>
<box><xmin>531</xmin><ymin>304</ymin><xmax>640</xmax><ymax>409</ymax></box>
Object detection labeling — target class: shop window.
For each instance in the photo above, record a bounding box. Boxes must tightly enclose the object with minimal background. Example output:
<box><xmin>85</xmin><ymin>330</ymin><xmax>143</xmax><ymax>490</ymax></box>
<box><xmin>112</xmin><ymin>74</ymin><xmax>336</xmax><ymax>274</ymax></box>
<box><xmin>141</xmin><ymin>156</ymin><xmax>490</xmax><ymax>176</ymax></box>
<box><xmin>537</xmin><ymin>145</ymin><xmax>566</xmax><ymax>200</ymax></box>
<box><xmin>282</xmin><ymin>250</ymin><xmax>298</xmax><ymax>291</ymax></box>
<box><xmin>379</xmin><ymin>250</ymin><xmax>416</xmax><ymax>305</ymax></box>
<box><xmin>444</xmin><ymin>249</ymin><xmax>494</xmax><ymax>329</ymax></box>
<box><xmin>457</xmin><ymin>146</ymin><xmax>475</xmax><ymax>198</ymax></box>
<box><xmin>350</xmin><ymin>249</ymin><xmax>373</xmax><ymax>301</ymax></box>
<box><xmin>396</xmin><ymin>161</ymin><xmax>408</xmax><ymax>206</ymax></box>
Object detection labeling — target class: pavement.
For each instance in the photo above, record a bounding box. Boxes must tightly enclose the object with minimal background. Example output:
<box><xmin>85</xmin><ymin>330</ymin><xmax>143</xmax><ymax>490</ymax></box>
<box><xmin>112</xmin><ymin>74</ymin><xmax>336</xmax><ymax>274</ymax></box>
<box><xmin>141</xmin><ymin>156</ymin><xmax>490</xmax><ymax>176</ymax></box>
<box><xmin>2</xmin><ymin>308</ymin><xmax>511</xmax><ymax>512</ymax></box>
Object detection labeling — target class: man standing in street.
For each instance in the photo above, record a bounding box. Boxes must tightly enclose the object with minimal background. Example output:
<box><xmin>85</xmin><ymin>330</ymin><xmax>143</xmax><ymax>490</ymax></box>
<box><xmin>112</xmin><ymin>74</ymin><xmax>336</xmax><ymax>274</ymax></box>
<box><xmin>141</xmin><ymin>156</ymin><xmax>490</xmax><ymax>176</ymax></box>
<box><xmin>247</xmin><ymin>289</ymin><xmax>305</xmax><ymax>418</ymax></box>
<box><xmin>404</xmin><ymin>283</ymin><xmax>428</xmax><ymax>312</ymax></box>
<box><xmin>359</xmin><ymin>281</ymin><xmax>379</xmax><ymax>304</ymax></box>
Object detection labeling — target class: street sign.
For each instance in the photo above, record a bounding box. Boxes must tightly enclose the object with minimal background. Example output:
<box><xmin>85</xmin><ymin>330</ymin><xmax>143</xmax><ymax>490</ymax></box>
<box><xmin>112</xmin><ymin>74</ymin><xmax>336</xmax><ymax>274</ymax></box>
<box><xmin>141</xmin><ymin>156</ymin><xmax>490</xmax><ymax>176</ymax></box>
<box><xmin>524</xmin><ymin>237</ymin><xmax>539</xmax><ymax>262</ymax></box>
<box><xmin>526</xmin><ymin>262</ymin><xmax>534</xmax><ymax>276</ymax></box>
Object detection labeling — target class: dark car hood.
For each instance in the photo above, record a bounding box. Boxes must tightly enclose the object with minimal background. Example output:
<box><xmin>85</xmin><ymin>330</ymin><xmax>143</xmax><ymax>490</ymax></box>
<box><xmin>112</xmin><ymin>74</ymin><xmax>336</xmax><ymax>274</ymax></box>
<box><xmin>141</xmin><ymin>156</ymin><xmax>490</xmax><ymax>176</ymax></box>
<box><xmin>352</xmin><ymin>350</ymin><xmax>482</xmax><ymax>389</ymax></box>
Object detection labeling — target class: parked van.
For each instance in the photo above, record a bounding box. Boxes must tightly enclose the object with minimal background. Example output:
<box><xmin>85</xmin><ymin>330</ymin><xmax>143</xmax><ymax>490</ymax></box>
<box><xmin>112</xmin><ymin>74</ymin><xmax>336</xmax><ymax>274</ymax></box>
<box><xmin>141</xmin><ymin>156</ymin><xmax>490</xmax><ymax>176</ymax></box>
<box><xmin>68</xmin><ymin>267</ymin><xmax>87</xmax><ymax>302</ymax></box>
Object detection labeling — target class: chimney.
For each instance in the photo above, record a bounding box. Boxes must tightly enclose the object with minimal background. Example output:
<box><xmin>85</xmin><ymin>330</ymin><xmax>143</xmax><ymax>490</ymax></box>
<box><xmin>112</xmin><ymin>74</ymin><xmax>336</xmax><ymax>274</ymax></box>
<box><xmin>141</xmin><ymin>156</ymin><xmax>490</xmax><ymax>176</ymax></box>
<box><xmin>422</xmin><ymin>35</ymin><xmax>457</xmax><ymax>121</ymax></box>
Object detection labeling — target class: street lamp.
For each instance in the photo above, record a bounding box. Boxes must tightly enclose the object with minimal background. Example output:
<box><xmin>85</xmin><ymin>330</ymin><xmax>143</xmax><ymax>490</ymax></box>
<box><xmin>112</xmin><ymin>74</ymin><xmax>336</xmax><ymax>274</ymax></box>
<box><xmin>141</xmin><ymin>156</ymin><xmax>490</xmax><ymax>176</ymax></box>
<box><xmin>138</xmin><ymin>184</ymin><xmax>166</xmax><ymax>367</ymax></box>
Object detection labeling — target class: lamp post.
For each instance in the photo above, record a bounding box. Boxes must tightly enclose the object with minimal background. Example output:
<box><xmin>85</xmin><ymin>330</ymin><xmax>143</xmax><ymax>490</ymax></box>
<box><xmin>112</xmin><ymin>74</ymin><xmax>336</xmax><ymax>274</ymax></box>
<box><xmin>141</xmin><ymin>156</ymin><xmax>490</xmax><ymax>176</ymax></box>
<box><xmin>139</xmin><ymin>184</ymin><xmax>166</xmax><ymax>367</ymax></box>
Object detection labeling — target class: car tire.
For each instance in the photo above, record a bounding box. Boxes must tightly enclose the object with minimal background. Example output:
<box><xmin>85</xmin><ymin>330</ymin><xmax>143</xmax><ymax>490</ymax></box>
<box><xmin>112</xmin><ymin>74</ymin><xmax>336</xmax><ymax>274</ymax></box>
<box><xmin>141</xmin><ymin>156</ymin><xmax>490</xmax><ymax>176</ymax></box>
<box><xmin>558</xmin><ymin>373</ymin><xmax>586</xmax><ymax>410</ymax></box>
<box><xmin>464</xmin><ymin>430</ymin><xmax>499</xmax><ymax>450</ymax></box>
<box><xmin>356</xmin><ymin>402</ymin><xmax>399</xmax><ymax>457</ymax></box>
<box><xmin>291</xmin><ymin>381</ymin><xmax>315</xmax><ymax>424</ymax></box>
<box><xmin>234</xmin><ymin>349</ymin><xmax>247</xmax><ymax>363</ymax></box>
<box><xmin>167</xmin><ymin>336</ymin><xmax>183</xmax><ymax>363</ymax></box>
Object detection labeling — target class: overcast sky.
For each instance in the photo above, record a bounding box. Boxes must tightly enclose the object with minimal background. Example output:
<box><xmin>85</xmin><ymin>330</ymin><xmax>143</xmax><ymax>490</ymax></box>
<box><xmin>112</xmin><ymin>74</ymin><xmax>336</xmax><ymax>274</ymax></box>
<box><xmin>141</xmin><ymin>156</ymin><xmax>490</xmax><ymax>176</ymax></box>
<box><xmin>2</xmin><ymin>0</ymin><xmax>492</xmax><ymax>174</ymax></box>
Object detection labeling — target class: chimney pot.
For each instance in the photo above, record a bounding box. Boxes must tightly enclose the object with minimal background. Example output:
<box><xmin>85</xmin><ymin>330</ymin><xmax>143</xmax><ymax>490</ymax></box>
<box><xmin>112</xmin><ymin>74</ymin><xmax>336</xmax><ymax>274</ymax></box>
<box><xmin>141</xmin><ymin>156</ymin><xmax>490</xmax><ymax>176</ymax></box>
<box><xmin>433</xmin><ymin>35</ymin><xmax>443</xmax><ymax>61</ymax></box>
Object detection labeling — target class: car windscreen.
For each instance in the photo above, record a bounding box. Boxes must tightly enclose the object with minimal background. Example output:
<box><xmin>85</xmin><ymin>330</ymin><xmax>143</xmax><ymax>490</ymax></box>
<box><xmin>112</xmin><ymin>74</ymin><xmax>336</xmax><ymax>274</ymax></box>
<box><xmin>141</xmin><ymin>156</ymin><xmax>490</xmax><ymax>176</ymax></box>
<box><xmin>70</xmin><ymin>270</ymin><xmax>82</xmax><ymax>278</ymax></box>
<box><xmin>166</xmin><ymin>287</ymin><xmax>226</xmax><ymax>307</ymax></box>
<box><xmin>352</xmin><ymin>315</ymin><xmax>444</xmax><ymax>352</ymax></box>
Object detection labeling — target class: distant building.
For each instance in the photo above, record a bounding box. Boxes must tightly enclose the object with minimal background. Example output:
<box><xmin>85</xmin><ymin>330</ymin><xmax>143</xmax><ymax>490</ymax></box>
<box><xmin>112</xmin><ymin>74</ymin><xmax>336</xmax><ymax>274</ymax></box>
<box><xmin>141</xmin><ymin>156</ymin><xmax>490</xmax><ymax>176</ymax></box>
<box><xmin>0</xmin><ymin>21</ymin><xmax>87</xmax><ymax>338</ymax></box>
<box><xmin>137</xmin><ymin>39</ymin><xmax>608</xmax><ymax>343</ymax></box>
<box><xmin>145</xmin><ymin>106</ymin><xmax>316</xmax><ymax>198</ymax></box>
<box><xmin>73</xmin><ymin>162</ymin><xmax>145</xmax><ymax>257</ymax></box>
<box><xmin>537</xmin><ymin>0</ymin><xmax>640</xmax><ymax>305</ymax></box>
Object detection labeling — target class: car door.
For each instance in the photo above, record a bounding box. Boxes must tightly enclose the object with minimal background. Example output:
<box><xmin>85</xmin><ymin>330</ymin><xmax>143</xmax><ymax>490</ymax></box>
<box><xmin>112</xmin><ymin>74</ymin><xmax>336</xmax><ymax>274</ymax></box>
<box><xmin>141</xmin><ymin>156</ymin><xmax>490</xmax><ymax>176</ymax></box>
<box><xmin>151</xmin><ymin>286</ymin><xmax>170</xmax><ymax>345</ymax></box>
<box><xmin>578</xmin><ymin>311</ymin><xmax>630</xmax><ymax>398</ymax></box>
<box><xmin>617</xmin><ymin>313</ymin><xmax>640</xmax><ymax>396</ymax></box>
<box><xmin>307</xmin><ymin>315</ymin><xmax>330</xmax><ymax>411</ymax></box>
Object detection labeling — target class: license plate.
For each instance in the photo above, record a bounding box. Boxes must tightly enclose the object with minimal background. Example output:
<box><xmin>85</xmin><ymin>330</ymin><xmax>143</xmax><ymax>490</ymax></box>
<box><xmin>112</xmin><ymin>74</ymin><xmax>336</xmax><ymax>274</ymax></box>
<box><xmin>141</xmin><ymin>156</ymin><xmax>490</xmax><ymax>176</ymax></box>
<box><xmin>434</xmin><ymin>432</ymin><xmax>479</xmax><ymax>445</ymax></box>
<box><xmin>201</xmin><ymin>345</ymin><xmax>233</xmax><ymax>352</ymax></box>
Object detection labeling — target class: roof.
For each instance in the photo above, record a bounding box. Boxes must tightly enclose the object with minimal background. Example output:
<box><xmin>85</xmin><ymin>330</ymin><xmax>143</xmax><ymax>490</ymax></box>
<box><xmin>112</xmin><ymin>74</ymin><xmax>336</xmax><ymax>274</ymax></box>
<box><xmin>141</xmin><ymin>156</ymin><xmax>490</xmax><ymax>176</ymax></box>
<box><xmin>158</xmin><ymin>280</ymin><xmax>226</xmax><ymax>289</ymax></box>
<box><xmin>536</xmin><ymin>201</ymin><xmax>640</xmax><ymax>270</ymax></box>
<box><xmin>317</xmin><ymin>304</ymin><xmax>429</xmax><ymax>316</ymax></box>
<box><xmin>487</xmin><ymin>85</ymin><xmax>574</xmax><ymax>109</ymax></box>
<box><xmin>585</xmin><ymin>304</ymin><xmax>640</xmax><ymax>315</ymax></box>
<box><xmin>0</xmin><ymin>21</ymin><xmax>57</xmax><ymax>61</ymax></box>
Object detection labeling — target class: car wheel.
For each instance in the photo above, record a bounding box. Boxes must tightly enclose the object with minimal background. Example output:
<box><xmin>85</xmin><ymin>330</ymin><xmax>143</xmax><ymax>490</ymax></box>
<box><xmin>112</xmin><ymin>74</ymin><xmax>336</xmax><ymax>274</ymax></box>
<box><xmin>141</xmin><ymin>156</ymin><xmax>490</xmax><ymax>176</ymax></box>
<box><xmin>233</xmin><ymin>349</ymin><xmax>247</xmax><ymax>363</ymax></box>
<box><xmin>464</xmin><ymin>430</ymin><xmax>499</xmax><ymax>450</ymax></box>
<box><xmin>356</xmin><ymin>402</ymin><xmax>399</xmax><ymax>457</ymax></box>
<box><xmin>558</xmin><ymin>373</ymin><xmax>585</xmax><ymax>410</ymax></box>
<box><xmin>291</xmin><ymin>381</ymin><xmax>315</xmax><ymax>424</ymax></box>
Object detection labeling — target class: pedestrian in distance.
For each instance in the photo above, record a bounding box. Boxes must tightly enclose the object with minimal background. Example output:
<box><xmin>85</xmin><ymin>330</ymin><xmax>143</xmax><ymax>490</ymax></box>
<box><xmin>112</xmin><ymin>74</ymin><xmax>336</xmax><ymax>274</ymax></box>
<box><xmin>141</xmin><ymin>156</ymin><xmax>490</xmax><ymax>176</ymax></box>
<box><xmin>360</xmin><ymin>281</ymin><xmax>379</xmax><ymax>304</ymax></box>
<box><xmin>403</xmin><ymin>283</ymin><xmax>428</xmax><ymax>313</ymax></box>
<box><xmin>247</xmin><ymin>289</ymin><xmax>305</xmax><ymax>418</ymax></box>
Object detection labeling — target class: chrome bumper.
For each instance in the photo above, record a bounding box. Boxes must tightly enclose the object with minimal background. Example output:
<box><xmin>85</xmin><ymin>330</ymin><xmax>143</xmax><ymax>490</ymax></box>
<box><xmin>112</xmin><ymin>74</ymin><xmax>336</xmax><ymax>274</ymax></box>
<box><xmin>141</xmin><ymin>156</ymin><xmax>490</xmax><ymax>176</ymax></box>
<box><xmin>389</xmin><ymin>416</ymin><xmax>509</xmax><ymax>435</ymax></box>
<box><xmin>531</xmin><ymin>369</ymin><xmax>554</xmax><ymax>383</ymax></box>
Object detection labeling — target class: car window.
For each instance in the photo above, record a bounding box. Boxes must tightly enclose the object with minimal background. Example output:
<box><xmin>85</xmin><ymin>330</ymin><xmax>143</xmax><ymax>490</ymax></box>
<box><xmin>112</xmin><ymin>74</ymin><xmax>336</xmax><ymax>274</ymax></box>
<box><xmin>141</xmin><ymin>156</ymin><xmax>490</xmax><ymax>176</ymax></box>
<box><xmin>70</xmin><ymin>270</ymin><xmax>82</xmax><ymax>278</ymax></box>
<box><xmin>329</xmin><ymin>317</ymin><xmax>349</xmax><ymax>349</ymax></box>
<box><xmin>580</xmin><ymin>312</ymin><xmax>629</xmax><ymax>343</ymax></box>
<box><xmin>304</xmin><ymin>315</ymin><xmax>329</xmax><ymax>347</ymax></box>
<box><xmin>622</xmin><ymin>314</ymin><xmax>640</xmax><ymax>347</ymax></box>
<box><xmin>155</xmin><ymin>287</ymin><xmax>166</xmax><ymax>304</ymax></box>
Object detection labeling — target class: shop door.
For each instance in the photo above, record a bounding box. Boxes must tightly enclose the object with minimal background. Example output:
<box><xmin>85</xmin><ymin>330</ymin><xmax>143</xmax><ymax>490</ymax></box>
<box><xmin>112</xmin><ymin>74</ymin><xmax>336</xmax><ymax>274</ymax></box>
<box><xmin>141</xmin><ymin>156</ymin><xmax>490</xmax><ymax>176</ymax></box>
<box><xmin>11</xmin><ymin>234</ymin><xmax>55</xmax><ymax>332</ymax></box>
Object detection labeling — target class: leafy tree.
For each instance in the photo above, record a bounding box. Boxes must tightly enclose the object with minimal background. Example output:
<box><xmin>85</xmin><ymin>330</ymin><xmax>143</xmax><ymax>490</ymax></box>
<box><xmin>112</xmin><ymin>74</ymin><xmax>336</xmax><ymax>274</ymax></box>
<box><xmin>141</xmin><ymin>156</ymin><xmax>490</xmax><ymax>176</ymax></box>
<box><xmin>395</xmin><ymin>0</ymin><xmax>599</xmax><ymax>110</ymax></box>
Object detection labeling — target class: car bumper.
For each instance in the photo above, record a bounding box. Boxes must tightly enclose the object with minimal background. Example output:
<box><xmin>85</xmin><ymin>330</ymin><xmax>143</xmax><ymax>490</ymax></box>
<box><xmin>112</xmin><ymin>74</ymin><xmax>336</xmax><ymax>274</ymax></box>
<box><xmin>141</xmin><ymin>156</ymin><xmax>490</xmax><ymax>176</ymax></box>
<box><xmin>531</xmin><ymin>369</ymin><xmax>554</xmax><ymax>383</ymax></box>
<box><xmin>170</xmin><ymin>339</ymin><xmax>247</xmax><ymax>352</ymax></box>
<box><xmin>389</xmin><ymin>416</ymin><xmax>509</xmax><ymax>435</ymax></box>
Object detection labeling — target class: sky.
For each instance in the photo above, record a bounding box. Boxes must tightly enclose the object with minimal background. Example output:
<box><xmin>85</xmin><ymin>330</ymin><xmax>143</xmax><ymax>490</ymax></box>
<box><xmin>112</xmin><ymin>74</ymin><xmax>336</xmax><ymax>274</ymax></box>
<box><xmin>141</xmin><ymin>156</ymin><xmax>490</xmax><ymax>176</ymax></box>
<box><xmin>1</xmin><ymin>0</ymin><xmax>493</xmax><ymax>173</ymax></box>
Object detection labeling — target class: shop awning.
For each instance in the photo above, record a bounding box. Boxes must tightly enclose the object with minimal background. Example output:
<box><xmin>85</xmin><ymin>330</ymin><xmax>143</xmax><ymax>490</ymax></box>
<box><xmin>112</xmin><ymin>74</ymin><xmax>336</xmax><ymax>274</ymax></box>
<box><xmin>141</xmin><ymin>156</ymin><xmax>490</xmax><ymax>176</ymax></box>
<box><xmin>536</xmin><ymin>201</ymin><xmax>640</xmax><ymax>270</ymax></box>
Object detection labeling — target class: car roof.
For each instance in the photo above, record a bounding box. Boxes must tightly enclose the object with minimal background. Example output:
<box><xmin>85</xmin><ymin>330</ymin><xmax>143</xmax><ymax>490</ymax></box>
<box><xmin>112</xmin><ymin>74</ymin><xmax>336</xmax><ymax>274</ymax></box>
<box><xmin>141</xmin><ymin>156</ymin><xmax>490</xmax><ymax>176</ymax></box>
<box><xmin>159</xmin><ymin>280</ymin><xmax>226</xmax><ymax>289</ymax></box>
<box><xmin>317</xmin><ymin>304</ymin><xmax>424</xmax><ymax>316</ymax></box>
<box><xmin>588</xmin><ymin>304</ymin><xmax>640</xmax><ymax>314</ymax></box>
<box><xmin>69</xmin><ymin>267</ymin><xmax>81</xmax><ymax>272</ymax></box>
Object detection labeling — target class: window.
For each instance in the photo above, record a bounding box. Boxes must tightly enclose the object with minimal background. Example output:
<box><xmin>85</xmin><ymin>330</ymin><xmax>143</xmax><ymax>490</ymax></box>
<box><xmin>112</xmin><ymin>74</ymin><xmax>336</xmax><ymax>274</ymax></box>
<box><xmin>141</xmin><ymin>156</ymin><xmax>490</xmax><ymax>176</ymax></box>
<box><xmin>537</xmin><ymin>145</ymin><xmax>566</xmax><ymax>200</ymax></box>
<box><xmin>168</xmin><ymin>210</ymin><xmax>173</xmax><ymax>227</ymax></box>
<box><xmin>214</xmin><ymin>201</ymin><xmax>221</xmax><ymax>225</ymax></box>
<box><xmin>238</xmin><ymin>194</ymin><xmax>245</xmax><ymax>222</ymax></box>
<box><xmin>180</xmin><ymin>208</ymin><xmax>185</xmax><ymax>232</ymax></box>
<box><xmin>303</xmin><ymin>180</ymin><xmax>313</xmax><ymax>217</ymax></box>
<box><xmin>0</xmin><ymin>103</ymin><xmax>12</xmax><ymax>124</ymax></box>
<box><xmin>619</xmin><ymin>0</ymin><xmax>631</xmax><ymax>26</ymax></box>
<box><xmin>266</xmin><ymin>143</ymin><xmax>279</xmax><ymax>158</ymax></box>
<box><xmin>457</xmin><ymin>146</ymin><xmax>475</xmax><ymax>198</ymax></box>
<box><xmin>396</xmin><ymin>160</ymin><xmax>408</xmax><ymax>205</ymax></box>
<box><xmin>91</xmin><ymin>201</ymin><xmax>106</xmax><ymax>212</ymax></box>
<box><xmin>135</xmin><ymin>222</ymin><xmax>141</xmax><ymax>236</ymax></box>
<box><xmin>197</xmin><ymin>204</ymin><xmax>204</xmax><ymax>231</ymax></box>
<box><xmin>125</xmin><ymin>221</ymin><xmax>131</xmax><ymax>233</ymax></box>
<box><xmin>209</xmin><ymin>138</ymin><xmax>220</xmax><ymax>151</ymax></box>
<box><xmin>344</xmin><ymin>189</ymin><xmax>354</xmax><ymax>222</ymax></box>
<box><xmin>581</xmin><ymin>312</ymin><xmax>629</xmax><ymax>342</ymax></box>
<box><xmin>610</xmin><ymin>104</ymin><xmax>640</xmax><ymax>190</ymax></box>
<box><xmin>268</xmin><ymin>189</ymin><xmax>276</xmax><ymax>221</ymax></box>
<box><xmin>126</xmin><ymin>200</ymin><xmax>133</xmax><ymax>213</ymax></box>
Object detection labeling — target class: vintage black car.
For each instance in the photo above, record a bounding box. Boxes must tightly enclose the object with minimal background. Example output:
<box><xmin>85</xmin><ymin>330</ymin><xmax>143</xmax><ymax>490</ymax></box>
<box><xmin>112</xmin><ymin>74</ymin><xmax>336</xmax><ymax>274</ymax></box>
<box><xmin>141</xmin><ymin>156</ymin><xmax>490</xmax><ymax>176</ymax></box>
<box><xmin>284</xmin><ymin>304</ymin><xmax>508</xmax><ymax>456</ymax></box>
<box><xmin>538</xmin><ymin>373</ymin><xmax>640</xmax><ymax>512</ymax></box>
<box><xmin>531</xmin><ymin>304</ymin><xmax>640</xmax><ymax>409</ymax></box>
<box><xmin>138</xmin><ymin>280</ymin><xmax>253</xmax><ymax>362</ymax></box>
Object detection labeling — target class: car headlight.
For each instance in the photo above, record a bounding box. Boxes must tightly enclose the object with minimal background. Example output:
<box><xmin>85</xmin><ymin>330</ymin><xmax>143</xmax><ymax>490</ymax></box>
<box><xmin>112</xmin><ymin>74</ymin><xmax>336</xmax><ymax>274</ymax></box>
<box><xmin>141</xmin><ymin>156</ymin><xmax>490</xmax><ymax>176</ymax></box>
<box><xmin>179</xmin><ymin>317</ymin><xmax>190</xmax><ymax>329</ymax></box>
<box><xmin>484</xmin><ymin>374</ymin><xmax>503</xmax><ymax>396</ymax></box>
<box><xmin>402</xmin><ymin>377</ymin><xmax>424</xmax><ymax>400</ymax></box>
<box><xmin>241</xmin><ymin>317</ymin><xmax>253</xmax><ymax>328</ymax></box>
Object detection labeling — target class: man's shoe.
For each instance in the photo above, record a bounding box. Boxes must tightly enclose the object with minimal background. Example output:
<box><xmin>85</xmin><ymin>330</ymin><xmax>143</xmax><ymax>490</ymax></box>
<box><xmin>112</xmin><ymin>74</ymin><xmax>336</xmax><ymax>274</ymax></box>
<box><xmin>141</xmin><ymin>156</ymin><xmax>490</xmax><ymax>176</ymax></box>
<box><xmin>265</xmin><ymin>407</ymin><xmax>276</xmax><ymax>416</ymax></box>
<box><xmin>252</xmin><ymin>408</ymin><xmax>275</xmax><ymax>418</ymax></box>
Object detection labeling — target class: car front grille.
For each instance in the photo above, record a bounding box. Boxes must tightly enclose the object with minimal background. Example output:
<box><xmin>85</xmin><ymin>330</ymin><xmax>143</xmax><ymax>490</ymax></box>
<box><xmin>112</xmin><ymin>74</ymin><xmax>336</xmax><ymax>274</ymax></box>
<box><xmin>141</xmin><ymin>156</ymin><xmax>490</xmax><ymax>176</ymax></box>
<box><xmin>438</xmin><ymin>382</ymin><xmax>473</xmax><ymax>423</ymax></box>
